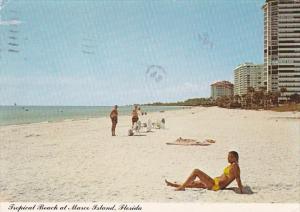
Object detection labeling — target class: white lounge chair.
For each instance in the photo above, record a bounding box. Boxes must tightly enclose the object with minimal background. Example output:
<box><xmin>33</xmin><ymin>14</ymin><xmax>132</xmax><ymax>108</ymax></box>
<box><xmin>147</xmin><ymin>119</ymin><xmax>152</xmax><ymax>132</ymax></box>
<box><xmin>152</xmin><ymin>118</ymin><xmax>165</xmax><ymax>129</ymax></box>
<box><xmin>132</xmin><ymin>121</ymin><xmax>142</xmax><ymax>135</ymax></box>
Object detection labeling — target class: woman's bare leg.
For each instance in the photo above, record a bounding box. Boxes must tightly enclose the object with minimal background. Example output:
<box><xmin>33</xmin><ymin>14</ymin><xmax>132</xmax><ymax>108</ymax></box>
<box><xmin>165</xmin><ymin>179</ymin><xmax>180</xmax><ymax>187</ymax></box>
<box><xmin>165</xmin><ymin>179</ymin><xmax>206</xmax><ymax>189</ymax></box>
<box><xmin>111</xmin><ymin>124</ymin><xmax>116</xmax><ymax>136</ymax></box>
<box><xmin>175</xmin><ymin>169</ymin><xmax>214</xmax><ymax>191</ymax></box>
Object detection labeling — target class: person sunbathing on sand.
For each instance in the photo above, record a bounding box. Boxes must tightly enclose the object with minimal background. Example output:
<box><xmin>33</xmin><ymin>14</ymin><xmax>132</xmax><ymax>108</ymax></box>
<box><xmin>165</xmin><ymin>151</ymin><xmax>244</xmax><ymax>193</ymax></box>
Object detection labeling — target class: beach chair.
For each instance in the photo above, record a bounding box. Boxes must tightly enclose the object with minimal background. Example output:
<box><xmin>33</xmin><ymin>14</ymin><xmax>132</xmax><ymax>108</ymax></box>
<box><xmin>152</xmin><ymin>119</ymin><xmax>165</xmax><ymax>129</ymax></box>
<box><xmin>132</xmin><ymin>121</ymin><xmax>142</xmax><ymax>135</ymax></box>
<box><xmin>146</xmin><ymin>119</ymin><xmax>152</xmax><ymax>132</ymax></box>
<box><xmin>152</xmin><ymin>120</ymin><xmax>159</xmax><ymax>129</ymax></box>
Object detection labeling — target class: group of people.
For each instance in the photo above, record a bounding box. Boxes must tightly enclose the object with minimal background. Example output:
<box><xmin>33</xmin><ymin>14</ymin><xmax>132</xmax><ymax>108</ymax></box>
<box><xmin>109</xmin><ymin>105</ymin><xmax>244</xmax><ymax>194</ymax></box>
<box><xmin>109</xmin><ymin>105</ymin><xmax>142</xmax><ymax>136</ymax></box>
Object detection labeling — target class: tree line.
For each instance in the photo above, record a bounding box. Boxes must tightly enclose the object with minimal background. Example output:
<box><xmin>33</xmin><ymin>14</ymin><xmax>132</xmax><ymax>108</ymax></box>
<box><xmin>145</xmin><ymin>87</ymin><xmax>300</xmax><ymax>110</ymax></box>
<box><xmin>215</xmin><ymin>87</ymin><xmax>300</xmax><ymax>109</ymax></box>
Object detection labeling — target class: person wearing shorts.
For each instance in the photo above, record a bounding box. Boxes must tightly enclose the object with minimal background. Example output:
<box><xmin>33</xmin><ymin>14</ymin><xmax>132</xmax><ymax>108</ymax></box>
<box><xmin>110</xmin><ymin>105</ymin><xmax>118</xmax><ymax>136</ymax></box>
<box><xmin>131</xmin><ymin>105</ymin><xmax>139</xmax><ymax>127</ymax></box>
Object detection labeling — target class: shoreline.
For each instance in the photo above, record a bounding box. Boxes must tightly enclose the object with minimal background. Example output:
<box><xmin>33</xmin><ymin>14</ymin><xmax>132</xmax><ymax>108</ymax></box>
<box><xmin>0</xmin><ymin>107</ymin><xmax>186</xmax><ymax>129</ymax></box>
<box><xmin>1</xmin><ymin>104</ymin><xmax>298</xmax><ymax>128</ymax></box>
<box><xmin>0</xmin><ymin>105</ymin><xmax>187</xmax><ymax>128</ymax></box>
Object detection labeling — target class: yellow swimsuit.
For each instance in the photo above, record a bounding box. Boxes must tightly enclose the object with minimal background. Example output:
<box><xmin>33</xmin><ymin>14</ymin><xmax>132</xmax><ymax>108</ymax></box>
<box><xmin>212</xmin><ymin>164</ymin><xmax>232</xmax><ymax>191</ymax></box>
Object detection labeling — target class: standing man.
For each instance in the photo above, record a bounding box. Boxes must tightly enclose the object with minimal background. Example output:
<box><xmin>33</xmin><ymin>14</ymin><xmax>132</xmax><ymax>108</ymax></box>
<box><xmin>110</xmin><ymin>105</ymin><xmax>118</xmax><ymax>136</ymax></box>
<box><xmin>131</xmin><ymin>105</ymin><xmax>139</xmax><ymax>127</ymax></box>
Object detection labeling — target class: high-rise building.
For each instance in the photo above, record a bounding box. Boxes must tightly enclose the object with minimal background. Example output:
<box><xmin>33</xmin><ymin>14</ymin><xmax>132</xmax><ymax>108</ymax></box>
<box><xmin>211</xmin><ymin>81</ymin><xmax>233</xmax><ymax>100</ymax></box>
<box><xmin>234</xmin><ymin>63</ymin><xmax>264</xmax><ymax>96</ymax></box>
<box><xmin>263</xmin><ymin>0</ymin><xmax>300</xmax><ymax>101</ymax></box>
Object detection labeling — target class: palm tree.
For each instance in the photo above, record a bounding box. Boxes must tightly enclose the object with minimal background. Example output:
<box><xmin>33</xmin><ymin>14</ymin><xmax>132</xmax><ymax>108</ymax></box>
<box><xmin>234</xmin><ymin>94</ymin><xmax>241</xmax><ymax>104</ymax></box>
<box><xmin>270</xmin><ymin>91</ymin><xmax>280</xmax><ymax>107</ymax></box>
<box><xmin>290</xmin><ymin>93</ymin><xmax>300</xmax><ymax>103</ymax></box>
<box><xmin>247</xmin><ymin>87</ymin><xmax>255</xmax><ymax>108</ymax></box>
<box><xmin>241</xmin><ymin>94</ymin><xmax>247</xmax><ymax>109</ymax></box>
<box><xmin>253</xmin><ymin>90</ymin><xmax>264</xmax><ymax>108</ymax></box>
<box><xmin>264</xmin><ymin>92</ymin><xmax>272</xmax><ymax>109</ymax></box>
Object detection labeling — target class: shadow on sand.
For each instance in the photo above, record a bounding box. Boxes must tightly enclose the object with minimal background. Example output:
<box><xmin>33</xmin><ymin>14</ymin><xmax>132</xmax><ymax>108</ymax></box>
<box><xmin>224</xmin><ymin>185</ymin><xmax>254</xmax><ymax>194</ymax></box>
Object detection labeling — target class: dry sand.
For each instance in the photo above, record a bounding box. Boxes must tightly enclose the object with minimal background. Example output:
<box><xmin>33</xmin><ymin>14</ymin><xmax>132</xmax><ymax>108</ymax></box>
<box><xmin>0</xmin><ymin>107</ymin><xmax>299</xmax><ymax>202</ymax></box>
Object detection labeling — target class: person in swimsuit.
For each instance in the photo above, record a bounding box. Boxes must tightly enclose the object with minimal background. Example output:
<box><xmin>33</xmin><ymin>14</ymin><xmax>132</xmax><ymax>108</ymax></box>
<box><xmin>110</xmin><ymin>105</ymin><xmax>118</xmax><ymax>136</ymax></box>
<box><xmin>131</xmin><ymin>105</ymin><xmax>139</xmax><ymax>127</ymax></box>
<box><xmin>165</xmin><ymin>151</ymin><xmax>244</xmax><ymax>193</ymax></box>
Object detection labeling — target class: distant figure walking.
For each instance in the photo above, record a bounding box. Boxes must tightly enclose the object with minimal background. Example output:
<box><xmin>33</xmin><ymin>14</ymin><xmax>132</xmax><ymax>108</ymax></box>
<box><xmin>165</xmin><ymin>151</ymin><xmax>244</xmax><ymax>193</ymax></box>
<box><xmin>131</xmin><ymin>105</ymin><xmax>139</xmax><ymax>127</ymax></box>
<box><xmin>110</xmin><ymin>105</ymin><xmax>118</xmax><ymax>136</ymax></box>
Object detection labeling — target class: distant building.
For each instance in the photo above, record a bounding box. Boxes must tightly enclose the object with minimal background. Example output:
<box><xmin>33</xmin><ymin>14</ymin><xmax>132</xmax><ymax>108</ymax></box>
<box><xmin>234</xmin><ymin>63</ymin><xmax>264</xmax><ymax>96</ymax></box>
<box><xmin>262</xmin><ymin>0</ymin><xmax>300</xmax><ymax>101</ymax></box>
<box><xmin>211</xmin><ymin>81</ymin><xmax>234</xmax><ymax>100</ymax></box>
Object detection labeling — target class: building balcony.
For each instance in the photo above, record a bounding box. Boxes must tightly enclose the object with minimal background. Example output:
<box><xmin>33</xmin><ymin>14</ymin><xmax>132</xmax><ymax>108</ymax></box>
<box><xmin>279</xmin><ymin>54</ymin><xmax>300</xmax><ymax>58</ymax></box>
<box><xmin>278</xmin><ymin>48</ymin><xmax>300</xmax><ymax>51</ymax></box>
<box><xmin>279</xmin><ymin>37</ymin><xmax>300</xmax><ymax>41</ymax></box>
<box><xmin>279</xmin><ymin>43</ymin><xmax>300</xmax><ymax>47</ymax></box>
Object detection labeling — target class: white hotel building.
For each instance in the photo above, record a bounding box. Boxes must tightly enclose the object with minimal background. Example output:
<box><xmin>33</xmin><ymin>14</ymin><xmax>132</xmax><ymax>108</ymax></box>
<box><xmin>211</xmin><ymin>81</ymin><xmax>234</xmax><ymax>100</ymax></box>
<box><xmin>234</xmin><ymin>63</ymin><xmax>264</xmax><ymax>96</ymax></box>
<box><xmin>263</xmin><ymin>0</ymin><xmax>300</xmax><ymax>101</ymax></box>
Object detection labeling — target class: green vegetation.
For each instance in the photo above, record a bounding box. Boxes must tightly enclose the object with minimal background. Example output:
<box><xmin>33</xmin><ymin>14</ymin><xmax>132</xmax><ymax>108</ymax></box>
<box><xmin>144</xmin><ymin>98</ymin><xmax>213</xmax><ymax>107</ymax></box>
<box><xmin>145</xmin><ymin>87</ymin><xmax>300</xmax><ymax>112</ymax></box>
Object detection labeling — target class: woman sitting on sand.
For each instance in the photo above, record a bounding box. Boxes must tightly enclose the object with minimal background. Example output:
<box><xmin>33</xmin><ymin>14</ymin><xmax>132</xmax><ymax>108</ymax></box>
<box><xmin>165</xmin><ymin>151</ymin><xmax>244</xmax><ymax>193</ymax></box>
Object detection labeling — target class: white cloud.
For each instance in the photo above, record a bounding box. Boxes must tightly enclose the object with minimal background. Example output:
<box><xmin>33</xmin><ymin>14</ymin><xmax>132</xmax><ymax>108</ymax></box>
<box><xmin>0</xmin><ymin>19</ymin><xmax>22</xmax><ymax>26</ymax></box>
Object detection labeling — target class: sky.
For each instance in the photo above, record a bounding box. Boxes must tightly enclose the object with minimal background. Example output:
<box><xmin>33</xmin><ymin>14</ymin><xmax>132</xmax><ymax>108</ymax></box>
<box><xmin>0</xmin><ymin>0</ymin><xmax>265</xmax><ymax>106</ymax></box>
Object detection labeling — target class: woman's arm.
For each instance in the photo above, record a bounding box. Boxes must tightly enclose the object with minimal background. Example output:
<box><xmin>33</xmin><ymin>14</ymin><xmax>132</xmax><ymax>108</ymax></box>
<box><xmin>232</xmin><ymin>164</ymin><xmax>243</xmax><ymax>194</ymax></box>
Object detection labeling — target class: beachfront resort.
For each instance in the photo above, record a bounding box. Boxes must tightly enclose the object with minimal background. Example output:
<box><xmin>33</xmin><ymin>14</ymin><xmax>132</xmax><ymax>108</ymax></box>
<box><xmin>210</xmin><ymin>0</ymin><xmax>300</xmax><ymax>107</ymax></box>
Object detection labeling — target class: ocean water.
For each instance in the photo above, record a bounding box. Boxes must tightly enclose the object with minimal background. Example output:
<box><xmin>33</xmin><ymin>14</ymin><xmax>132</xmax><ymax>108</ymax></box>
<box><xmin>0</xmin><ymin>105</ymin><xmax>183</xmax><ymax>126</ymax></box>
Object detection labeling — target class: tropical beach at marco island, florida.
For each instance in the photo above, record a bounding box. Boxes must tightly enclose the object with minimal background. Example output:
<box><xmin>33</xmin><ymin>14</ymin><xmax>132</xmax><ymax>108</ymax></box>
<box><xmin>1</xmin><ymin>0</ymin><xmax>300</xmax><ymax>211</ymax></box>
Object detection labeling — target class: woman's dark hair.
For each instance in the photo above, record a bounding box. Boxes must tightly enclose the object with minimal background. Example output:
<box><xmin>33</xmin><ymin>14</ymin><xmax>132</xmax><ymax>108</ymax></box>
<box><xmin>229</xmin><ymin>151</ymin><xmax>239</xmax><ymax>161</ymax></box>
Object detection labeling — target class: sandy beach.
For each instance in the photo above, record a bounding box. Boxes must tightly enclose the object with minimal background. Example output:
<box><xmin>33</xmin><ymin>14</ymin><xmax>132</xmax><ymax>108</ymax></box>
<box><xmin>0</xmin><ymin>107</ymin><xmax>299</xmax><ymax>202</ymax></box>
